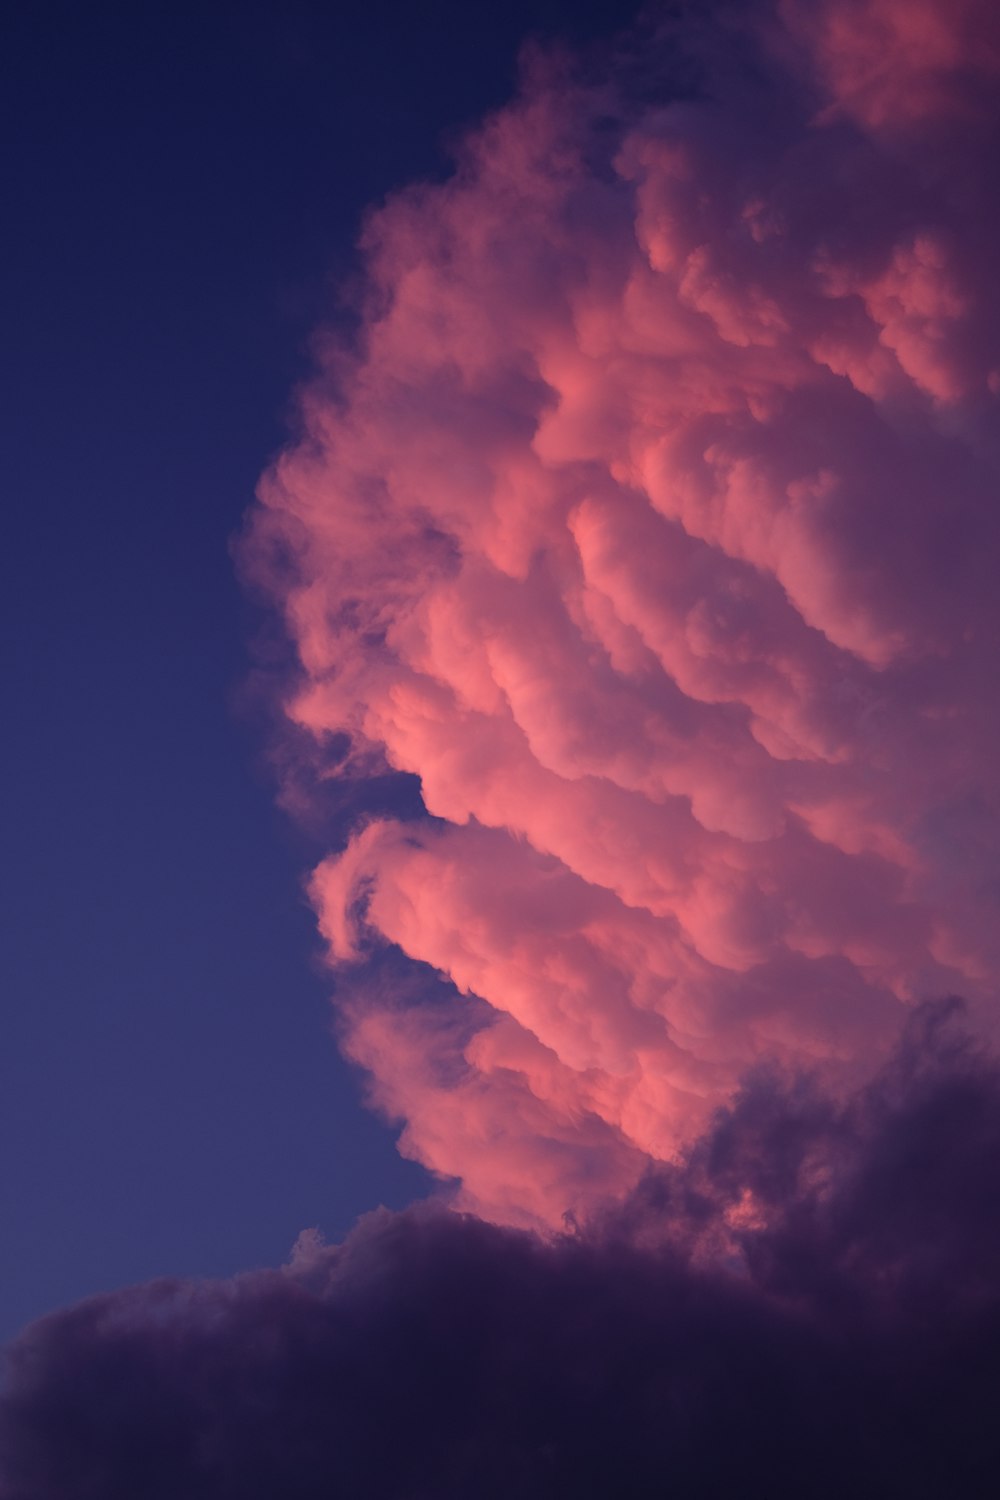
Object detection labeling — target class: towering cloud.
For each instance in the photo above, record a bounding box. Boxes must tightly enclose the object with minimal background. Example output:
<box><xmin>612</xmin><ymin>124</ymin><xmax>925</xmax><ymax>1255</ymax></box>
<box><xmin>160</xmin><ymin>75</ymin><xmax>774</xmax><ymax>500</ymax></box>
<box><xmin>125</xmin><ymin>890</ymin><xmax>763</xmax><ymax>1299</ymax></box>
<box><xmin>246</xmin><ymin>0</ymin><xmax>1000</xmax><ymax>1227</ymax></box>
<box><xmin>3</xmin><ymin>3</ymin><xmax>1000</xmax><ymax>1493</ymax></box>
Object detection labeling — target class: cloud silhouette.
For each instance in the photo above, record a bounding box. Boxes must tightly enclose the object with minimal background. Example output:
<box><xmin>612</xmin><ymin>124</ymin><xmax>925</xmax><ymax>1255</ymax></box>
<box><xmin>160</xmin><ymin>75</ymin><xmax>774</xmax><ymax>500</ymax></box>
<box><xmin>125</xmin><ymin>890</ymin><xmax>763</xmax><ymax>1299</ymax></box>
<box><xmin>3</xmin><ymin>1003</ymin><xmax>1000</xmax><ymax>1498</ymax></box>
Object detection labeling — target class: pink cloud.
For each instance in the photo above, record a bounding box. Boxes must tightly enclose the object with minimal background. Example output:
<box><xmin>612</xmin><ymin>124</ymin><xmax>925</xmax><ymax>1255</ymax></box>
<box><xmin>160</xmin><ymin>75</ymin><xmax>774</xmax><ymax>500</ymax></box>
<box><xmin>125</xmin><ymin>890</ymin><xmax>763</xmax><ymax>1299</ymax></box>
<box><xmin>246</xmin><ymin>0</ymin><xmax>1000</xmax><ymax>1228</ymax></box>
<box><xmin>778</xmin><ymin>0</ymin><xmax>1000</xmax><ymax>134</ymax></box>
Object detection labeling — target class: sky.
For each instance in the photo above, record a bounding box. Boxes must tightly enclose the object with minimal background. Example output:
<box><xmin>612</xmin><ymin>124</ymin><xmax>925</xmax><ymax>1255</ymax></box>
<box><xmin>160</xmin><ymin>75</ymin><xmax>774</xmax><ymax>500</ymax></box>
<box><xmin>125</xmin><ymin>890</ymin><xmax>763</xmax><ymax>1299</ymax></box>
<box><xmin>4</xmin><ymin>0</ymin><xmax>1000</xmax><ymax>1495</ymax></box>
<box><xmin>1</xmin><ymin>0</ymin><xmax>638</xmax><ymax>1344</ymax></box>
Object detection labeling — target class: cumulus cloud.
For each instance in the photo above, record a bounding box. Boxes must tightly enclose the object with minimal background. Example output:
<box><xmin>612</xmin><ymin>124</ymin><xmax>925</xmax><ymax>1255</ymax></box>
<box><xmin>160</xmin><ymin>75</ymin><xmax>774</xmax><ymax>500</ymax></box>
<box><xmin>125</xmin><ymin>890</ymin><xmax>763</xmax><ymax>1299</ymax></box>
<box><xmin>6</xmin><ymin>3</ymin><xmax>1000</xmax><ymax>1491</ymax></box>
<box><xmin>243</xmin><ymin>0</ymin><xmax>1000</xmax><ymax>1227</ymax></box>
<box><xmin>3</xmin><ymin>1003</ymin><xmax>1000</xmax><ymax>1499</ymax></box>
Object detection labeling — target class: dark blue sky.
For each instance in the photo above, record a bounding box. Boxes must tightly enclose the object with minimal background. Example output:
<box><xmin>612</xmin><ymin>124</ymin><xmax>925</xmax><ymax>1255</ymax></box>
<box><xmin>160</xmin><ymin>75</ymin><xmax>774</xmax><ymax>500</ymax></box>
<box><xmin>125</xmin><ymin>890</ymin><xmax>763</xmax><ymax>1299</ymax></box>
<box><xmin>0</xmin><ymin>0</ymin><xmax>639</xmax><ymax>1343</ymax></box>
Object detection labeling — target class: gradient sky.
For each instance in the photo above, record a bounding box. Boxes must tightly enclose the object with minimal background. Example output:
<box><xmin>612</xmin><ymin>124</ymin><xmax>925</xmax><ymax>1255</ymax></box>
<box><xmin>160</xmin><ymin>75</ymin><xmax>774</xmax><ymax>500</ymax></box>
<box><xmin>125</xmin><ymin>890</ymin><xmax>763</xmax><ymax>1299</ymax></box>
<box><xmin>1</xmin><ymin>0</ymin><xmax>639</xmax><ymax>1344</ymax></box>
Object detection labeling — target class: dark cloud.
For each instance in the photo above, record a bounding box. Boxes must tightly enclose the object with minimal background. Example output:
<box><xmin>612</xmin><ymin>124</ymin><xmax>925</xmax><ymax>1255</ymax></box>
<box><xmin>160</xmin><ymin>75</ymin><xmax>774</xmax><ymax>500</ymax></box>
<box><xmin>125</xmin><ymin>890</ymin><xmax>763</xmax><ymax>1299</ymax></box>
<box><xmin>3</xmin><ymin>1002</ymin><xmax>999</xmax><ymax>1499</ymax></box>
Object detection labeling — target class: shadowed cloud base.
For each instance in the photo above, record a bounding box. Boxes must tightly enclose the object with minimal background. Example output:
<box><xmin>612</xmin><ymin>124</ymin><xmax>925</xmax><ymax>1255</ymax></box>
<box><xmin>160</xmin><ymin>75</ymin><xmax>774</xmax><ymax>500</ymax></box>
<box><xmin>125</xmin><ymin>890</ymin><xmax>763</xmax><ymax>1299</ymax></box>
<box><xmin>2</xmin><ymin>1004</ymin><xmax>999</xmax><ymax>1498</ymax></box>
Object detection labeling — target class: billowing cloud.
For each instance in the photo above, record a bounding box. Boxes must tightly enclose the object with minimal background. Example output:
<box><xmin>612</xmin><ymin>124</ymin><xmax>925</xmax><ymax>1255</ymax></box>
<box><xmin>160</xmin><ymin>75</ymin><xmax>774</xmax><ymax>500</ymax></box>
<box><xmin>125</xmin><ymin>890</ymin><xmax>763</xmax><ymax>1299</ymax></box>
<box><xmin>244</xmin><ymin>0</ymin><xmax>1000</xmax><ymax>1227</ymax></box>
<box><xmin>4</xmin><ymin>4</ymin><xmax>999</xmax><ymax>1491</ymax></box>
<box><xmin>4</xmin><ymin>1004</ymin><xmax>1000</xmax><ymax>1498</ymax></box>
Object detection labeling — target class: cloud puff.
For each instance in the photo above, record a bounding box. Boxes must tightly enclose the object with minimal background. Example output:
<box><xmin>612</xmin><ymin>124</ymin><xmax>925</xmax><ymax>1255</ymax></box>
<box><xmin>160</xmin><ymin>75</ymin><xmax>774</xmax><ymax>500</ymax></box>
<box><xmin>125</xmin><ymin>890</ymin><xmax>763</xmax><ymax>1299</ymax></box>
<box><xmin>4</xmin><ymin>1004</ymin><xmax>1000</xmax><ymax>1498</ymax></box>
<box><xmin>243</xmin><ymin>0</ymin><xmax>1000</xmax><ymax>1228</ymax></box>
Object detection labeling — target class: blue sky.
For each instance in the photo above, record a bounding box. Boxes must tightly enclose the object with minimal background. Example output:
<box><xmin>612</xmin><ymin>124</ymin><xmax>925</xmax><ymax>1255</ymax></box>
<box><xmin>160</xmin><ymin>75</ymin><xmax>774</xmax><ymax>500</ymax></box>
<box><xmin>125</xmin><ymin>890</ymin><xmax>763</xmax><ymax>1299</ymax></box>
<box><xmin>1</xmin><ymin>0</ymin><xmax>636</xmax><ymax>1342</ymax></box>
